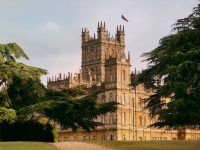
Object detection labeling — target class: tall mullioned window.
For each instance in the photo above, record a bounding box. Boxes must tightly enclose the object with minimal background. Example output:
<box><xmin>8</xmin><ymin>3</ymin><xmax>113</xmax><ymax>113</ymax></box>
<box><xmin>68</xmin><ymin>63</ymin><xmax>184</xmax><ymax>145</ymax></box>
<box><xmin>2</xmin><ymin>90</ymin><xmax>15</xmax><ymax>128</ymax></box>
<box><xmin>144</xmin><ymin>116</ymin><xmax>146</xmax><ymax>127</ymax></box>
<box><xmin>110</xmin><ymin>69</ymin><xmax>113</xmax><ymax>81</ymax></box>
<box><xmin>122</xmin><ymin>112</ymin><xmax>126</xmax><ymax>124</ymax></box>
<box><xmin>122</xmin><ymin>93</ymin><xmax>126</xmax><ymax>104</ymax></box>
<box><xmin>139</xmin><ymin>116</ymin><xmax>142</xmax><ymax>126</ymax></box>
<box><xmin>109</xmin><ymin>92</ymin><xmax>113</xmax><ymax>101</ymax></box>
<box><xmin>122</xmin><ymin>70</ymin><xmax>125</xmax><ymax>81</ymax></box>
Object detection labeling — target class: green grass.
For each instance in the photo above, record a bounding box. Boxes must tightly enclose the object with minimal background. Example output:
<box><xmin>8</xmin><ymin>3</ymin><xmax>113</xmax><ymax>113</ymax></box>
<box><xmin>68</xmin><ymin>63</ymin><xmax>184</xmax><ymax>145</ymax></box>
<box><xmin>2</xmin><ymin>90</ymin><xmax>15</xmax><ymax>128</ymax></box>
<box><xmin>93</xmin><ymin>140</ymin><xmax>200</xmax><ymax>150</ymax></box>
<box><xmin>0</xmin><ymin>142</ymin><xmax>57</xmax><ymax>150</ymax></box>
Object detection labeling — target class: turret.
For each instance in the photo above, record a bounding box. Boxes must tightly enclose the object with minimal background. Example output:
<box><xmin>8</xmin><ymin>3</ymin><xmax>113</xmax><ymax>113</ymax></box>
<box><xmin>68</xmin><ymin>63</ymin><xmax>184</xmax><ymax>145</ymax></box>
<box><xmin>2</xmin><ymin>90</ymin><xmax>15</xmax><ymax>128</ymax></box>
<box><xmin>97</xmin><ymin>21</ymin><xmax>107</xmax><ymax>40</ymax></box>
<box><xmin>82</xmin><ymin>28</ymin><xmax>90</xmax><ymax>42</ymax></box>
<box><xmin>116</xmin><ymin>25</ymin><xmax>125</xmax><ymax>45</ymax></box>
<box><xmin>131</xmin><ymin>68</ymin><xmax>137</xmax><ymax>86</ymax></box>
<box><xmin>128</xmin><ymin>51</ymin><xmax>130</xmax><ymax>61</ymax></box>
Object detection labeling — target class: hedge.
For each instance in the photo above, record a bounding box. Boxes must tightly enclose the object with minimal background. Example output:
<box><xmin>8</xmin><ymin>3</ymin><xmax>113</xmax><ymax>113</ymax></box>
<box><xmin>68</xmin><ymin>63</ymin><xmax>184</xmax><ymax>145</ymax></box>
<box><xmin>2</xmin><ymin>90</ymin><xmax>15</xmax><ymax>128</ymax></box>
<box><xmin>1</xmin><ymin>120</ymin><xmax>58</xmax><ymax>142</ymax></box>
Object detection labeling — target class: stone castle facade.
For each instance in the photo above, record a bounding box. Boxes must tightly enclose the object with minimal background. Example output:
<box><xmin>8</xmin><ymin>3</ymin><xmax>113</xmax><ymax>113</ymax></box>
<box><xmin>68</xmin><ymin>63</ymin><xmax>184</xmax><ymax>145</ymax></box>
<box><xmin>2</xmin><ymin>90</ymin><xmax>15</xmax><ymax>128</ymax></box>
<box><xmin>47</xmin><ymin>22</ymin><xmax>200</xmax><ymax>141</ymax></box>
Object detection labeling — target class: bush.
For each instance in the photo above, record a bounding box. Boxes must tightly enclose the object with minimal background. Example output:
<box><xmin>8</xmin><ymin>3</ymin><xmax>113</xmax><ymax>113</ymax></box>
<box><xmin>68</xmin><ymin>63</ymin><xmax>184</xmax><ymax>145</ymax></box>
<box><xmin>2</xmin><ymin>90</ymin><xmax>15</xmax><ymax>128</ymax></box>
<box><xmin>1</xmin><ymin>120</ymin><xmax>58</xmax><ymax>142</ymax></box>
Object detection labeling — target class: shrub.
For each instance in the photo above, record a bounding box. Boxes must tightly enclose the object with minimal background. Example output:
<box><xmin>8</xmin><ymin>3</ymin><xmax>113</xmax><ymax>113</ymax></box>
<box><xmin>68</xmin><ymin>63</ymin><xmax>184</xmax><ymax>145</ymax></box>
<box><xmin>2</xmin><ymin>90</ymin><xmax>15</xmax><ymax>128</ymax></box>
<box><xmin>1</xmin><ymin>120</ymin><xmax>58</xmax><ymax>142</ymax></box>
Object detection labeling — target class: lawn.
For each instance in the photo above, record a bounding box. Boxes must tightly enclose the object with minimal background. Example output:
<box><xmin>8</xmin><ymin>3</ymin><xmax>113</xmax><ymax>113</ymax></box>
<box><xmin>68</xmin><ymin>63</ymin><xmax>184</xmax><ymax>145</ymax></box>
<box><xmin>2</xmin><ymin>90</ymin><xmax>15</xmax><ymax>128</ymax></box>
<box><xmin>0</xmin><ymin>142</ymin><xmax>57</xmax><ymax>150</ymax></box>
<box><xmin>93</xmin><ymin>140</ymin><xmax>200</xmax><ymax>150</ymax></box>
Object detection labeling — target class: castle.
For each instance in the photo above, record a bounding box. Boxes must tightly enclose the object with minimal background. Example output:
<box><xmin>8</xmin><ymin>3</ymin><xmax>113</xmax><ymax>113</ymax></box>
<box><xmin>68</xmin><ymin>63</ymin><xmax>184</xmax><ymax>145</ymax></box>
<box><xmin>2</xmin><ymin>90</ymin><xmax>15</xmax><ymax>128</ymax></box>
<box><xmin>47</xmin><ymin>22</ymin><xmax>200</xmax><ymax>141</ymax></box>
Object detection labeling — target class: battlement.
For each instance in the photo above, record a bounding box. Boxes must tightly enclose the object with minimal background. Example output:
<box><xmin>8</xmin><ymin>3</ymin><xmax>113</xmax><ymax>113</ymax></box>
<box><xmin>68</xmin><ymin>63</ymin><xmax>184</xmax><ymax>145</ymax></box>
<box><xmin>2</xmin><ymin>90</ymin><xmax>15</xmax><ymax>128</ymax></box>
<box><xmin>81</xmin><ymin>21</ymin><xmax>125</xmax><ymax>45</ymax></box>
<box><xmin>47</xmin><ymin>71</ymin><xmax>91</xmax><ymax>89</ymax></box>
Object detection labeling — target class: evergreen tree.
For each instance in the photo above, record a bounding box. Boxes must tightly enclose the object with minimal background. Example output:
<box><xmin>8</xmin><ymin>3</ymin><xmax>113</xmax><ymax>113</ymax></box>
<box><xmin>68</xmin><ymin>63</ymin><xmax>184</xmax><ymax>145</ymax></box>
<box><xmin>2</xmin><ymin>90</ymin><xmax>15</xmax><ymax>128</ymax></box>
<box><xmin>137</xmin><ymin>3</ymin><xmax>200</xmax><ymax>129</ymax></box>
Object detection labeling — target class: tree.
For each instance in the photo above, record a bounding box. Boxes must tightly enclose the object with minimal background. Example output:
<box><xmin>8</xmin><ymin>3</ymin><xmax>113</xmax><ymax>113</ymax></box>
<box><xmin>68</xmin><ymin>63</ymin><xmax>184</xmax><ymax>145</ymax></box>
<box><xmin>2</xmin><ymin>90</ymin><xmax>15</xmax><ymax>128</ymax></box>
<box><xmin>137</xmin><ymin>3</ymin><xmax>200</xmax><ymax>129</ymax></box>
<box><xmin>0</xmin><ymin>42</ymin><xmax>47</xmax><ymax>141</ymax></box>
<box><xmin>0</xmin><ymin>42</ymin><xmax>47</xmax><ymax>88</ymax></box>
<box><xmin>7</xmin><ymin>76</ymin><xmax>46</xmax><ymax>109</ymax></box>
<box><xmin>0</xmin><ymin>42</ymin><xmax>47</xmax><ymax>107</ymax></box>
<box><xmin>18</xmin><ymin>88</ymin><xmax>118</xmax><ymax>131</ymax></box>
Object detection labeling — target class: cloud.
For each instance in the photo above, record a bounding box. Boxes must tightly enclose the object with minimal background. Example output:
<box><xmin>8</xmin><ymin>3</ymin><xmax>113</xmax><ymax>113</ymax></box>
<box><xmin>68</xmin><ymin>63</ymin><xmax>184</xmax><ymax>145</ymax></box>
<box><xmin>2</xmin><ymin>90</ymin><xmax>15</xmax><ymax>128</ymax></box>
<box><xmin>42</xmin><ymin>21</ymin><xmax>59</xmax><ymax>32</ymax></box>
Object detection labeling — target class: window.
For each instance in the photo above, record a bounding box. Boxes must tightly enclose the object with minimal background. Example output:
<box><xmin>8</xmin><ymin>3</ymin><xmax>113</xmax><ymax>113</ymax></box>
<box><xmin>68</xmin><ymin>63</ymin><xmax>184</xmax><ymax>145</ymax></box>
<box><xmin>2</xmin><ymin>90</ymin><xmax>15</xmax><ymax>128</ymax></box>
<box><xmin>110</xmin><ymin>69</ymin><xmax>113</xmax><ymax>81</ymax></box>
<box><xmin>92</xmin><ymin>135</ymin><xmax>96</xmax><ymax>140</ymax></box>
<box><xmin>90</xmin><ymin>49</ymin><xmax>93</xmax><ymax>60</ymax></box>
<box><xmin>102</xmin><ymin>135</ymin><xmax>105</xmax><ymax>140</ymax></box>
<box><xmin>95</xmin><ymin>49</ymin><xmax>98</xmax><ymax>58</ymax></box>
<box><xmin>82</xmin><ymin>136</ymin><xmax>86</xmax><ymax>141</ymax></box>
<box><xmin>122</xmin><ymin>112</ymin><xmax>126</xmax><ymax>124</ymax></box>
<box><xmin>91</xmin><ymin>68</ymin><xmax>95</xmax><ymax>81</ymax></box>
<box><xmin>96</xmin><ymin>68</ymin><xmax>98</xmax><ymax>79</ymax></box>
<box><xmin>72</xmin><ymin>136</ymin><xmax>76</xmax><ymax>142</ymax></box>
<box><xmin>123</xmin><ymin>135</ymin><xmax>126</xmax><ymax>140</ymax></box>
<box><xmin>110</xmin><ymin>115</ymin><xmax>113</xmax><ymax>124</ymax></box>
<box><xmin>110</xmin><ymin>135</ymin><xmax>113</xmax><ymax>140</ymax></box>
<box><xmin>139</xmin><ymin>116</ymin><xmax>142</xmax><ymax>126</ymax></box>
<box><xmin>172</xmin><ymin>138</ymin><xmax>176</xmax><ymax>140</ymax></box>
<box><xmin>110</xmin><ymin>49</ymin><xmax>114</xmax><ymax>57</ymax></box>
<box><xmin>122</xmin><ymin>70</ymin><xmax>125</xmax><ymax>81</ymax></box>
<box><xmin>109</xmin><ymin>92</ymin><xmax>113</xmax><ymax>101</ymax></box>
<box><xmin>102</xmin><ymin>115</ymin><xmax>105</xmax><ymax>124</ymax></box>
<box><xmin>144</xmin><ymin>116</ymin><xmax>146</xmax><ymax>127</ymax></box>
<box><xmin>64</xmin><ymin>136</ymin><xmax>68</xmax><ymax>141</ymax></box>
<box><xmin>162</xmin><ymin>137</ymin><xmax>167</xmax><ymax>140</ymax></box>
<box><xmin>139</xmin><ymin>97</ymin><xmax>142</xmax><ymax>107</ymax></box>
<box><xmin>122</xmin><ymin>93</ymin><xmax>126</xmax><ymax>104</ymax></box>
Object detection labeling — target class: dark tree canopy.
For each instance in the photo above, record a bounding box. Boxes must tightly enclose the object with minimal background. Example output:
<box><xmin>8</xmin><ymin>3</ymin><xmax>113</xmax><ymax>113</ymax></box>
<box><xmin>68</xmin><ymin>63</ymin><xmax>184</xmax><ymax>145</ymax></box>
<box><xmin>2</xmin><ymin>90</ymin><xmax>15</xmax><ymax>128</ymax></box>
<box><xmin>137</xmin><ymin>3</ymin><xmax>200</xmax><ymax>129</ymax></box>
<box><xmin>17</xmin><ymin>88</ymin><xmax>118</xmax><ymax>131</ymax></box>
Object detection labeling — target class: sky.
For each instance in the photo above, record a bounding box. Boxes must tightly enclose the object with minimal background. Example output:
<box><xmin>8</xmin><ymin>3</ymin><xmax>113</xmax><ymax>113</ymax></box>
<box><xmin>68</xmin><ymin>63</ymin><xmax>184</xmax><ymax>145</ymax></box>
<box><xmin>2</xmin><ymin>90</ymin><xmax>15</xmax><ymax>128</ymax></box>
<box><xmin>0</xmin><ymin>0</ymin><xmax>198</xmax><ymax>84</ymax></box>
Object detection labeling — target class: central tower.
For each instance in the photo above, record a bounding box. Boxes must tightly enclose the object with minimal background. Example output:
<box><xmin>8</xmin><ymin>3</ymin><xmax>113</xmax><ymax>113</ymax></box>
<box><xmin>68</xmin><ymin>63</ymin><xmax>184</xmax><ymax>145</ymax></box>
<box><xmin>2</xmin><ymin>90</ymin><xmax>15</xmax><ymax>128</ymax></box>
<box><xmin>81</xmin><ymin>22</ymin><xmax>126</xmax><ymax>84</ymax></box>
<box><xmin>81</xmin><ymin>22</ymin><xmax>133</xmax><ymax>140</ymax></box>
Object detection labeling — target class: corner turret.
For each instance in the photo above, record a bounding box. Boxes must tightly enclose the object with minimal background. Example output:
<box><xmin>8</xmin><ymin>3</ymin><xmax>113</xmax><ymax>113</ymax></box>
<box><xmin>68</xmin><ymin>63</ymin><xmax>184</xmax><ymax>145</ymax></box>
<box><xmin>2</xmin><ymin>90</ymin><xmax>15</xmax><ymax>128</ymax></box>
<box><xmin>116</xmin><ymin>25</ymin><xmax>125</xmax><ymax>46</ymax></box>
<box><xmin>97</xmin><ymin>21</ymin><xmax>107</xmax><ymax>40</ymax></box>
<box><xmin>82</xmin><ymin>28</ymin><xmax>90</xmax><ymax>42</ymax></box>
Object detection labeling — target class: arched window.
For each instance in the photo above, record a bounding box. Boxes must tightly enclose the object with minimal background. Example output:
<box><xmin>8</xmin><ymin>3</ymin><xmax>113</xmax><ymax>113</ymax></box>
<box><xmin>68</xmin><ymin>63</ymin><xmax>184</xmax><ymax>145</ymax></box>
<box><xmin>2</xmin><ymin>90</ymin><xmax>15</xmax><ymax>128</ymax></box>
<box><xmin>110</xmin><ymin>49</ymin><xmax>115</xmax><ymax>57</ymax></box>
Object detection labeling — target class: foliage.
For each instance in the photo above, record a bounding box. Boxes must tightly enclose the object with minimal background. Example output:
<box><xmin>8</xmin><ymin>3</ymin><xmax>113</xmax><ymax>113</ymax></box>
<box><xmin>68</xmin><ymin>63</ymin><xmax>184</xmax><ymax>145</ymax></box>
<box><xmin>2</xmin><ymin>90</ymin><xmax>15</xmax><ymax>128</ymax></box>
<box><xmin>18</xmin><ymin>90</ymin><xmax>118</xmax><ymax>131</ymax></box>
<box><xmin>0</xmin><ymin>107</ymin><xmax>16</xmax><ymax>124</ymax></box>
<box><xmin>46</xmin><ymin>86</ymin><xmax>87</xmax><ymax>100</ymax></box>
<box><xmin>0</xmin><ymin>42</ymin><xmax>47</xmax><ymax>86</ymax></box>
<box><xmin>7</xmin><ymin>76</ymin><xmax>46</xmax><ymax>109</ymax></box>
<box><xmin>137</xmin><ymin>3</ymin><xmax>200</xmax><ymax>129</ymax></box>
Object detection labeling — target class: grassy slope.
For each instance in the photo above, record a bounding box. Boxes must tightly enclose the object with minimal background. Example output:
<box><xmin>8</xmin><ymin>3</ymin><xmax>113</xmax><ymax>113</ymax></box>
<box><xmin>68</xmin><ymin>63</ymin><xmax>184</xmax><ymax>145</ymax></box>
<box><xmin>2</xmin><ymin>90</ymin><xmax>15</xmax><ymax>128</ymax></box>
<box><xmin>0</xmin><ymin>142</ymin><xmax>57</xmax><ymax>150</ymax></box>
<box><xmin>94</xmin><ymin>141</ymin><xmax>200</xmax><ymax>150</ymax></box>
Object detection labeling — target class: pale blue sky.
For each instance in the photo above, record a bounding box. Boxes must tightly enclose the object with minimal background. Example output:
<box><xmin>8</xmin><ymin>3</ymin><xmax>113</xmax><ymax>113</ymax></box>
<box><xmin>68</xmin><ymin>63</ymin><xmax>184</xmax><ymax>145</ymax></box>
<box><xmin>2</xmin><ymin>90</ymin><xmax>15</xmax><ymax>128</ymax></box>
<box><xmin>0</xmin><ymin>0</ymin><xmax>198</xmax><ymax>84</ymax></box>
